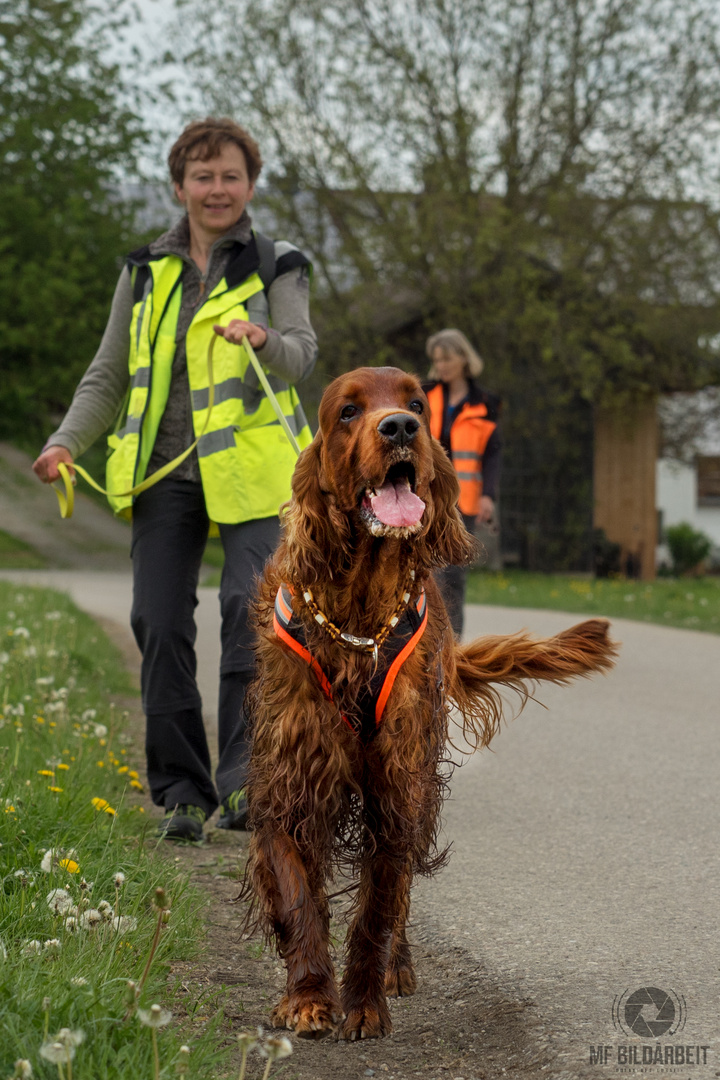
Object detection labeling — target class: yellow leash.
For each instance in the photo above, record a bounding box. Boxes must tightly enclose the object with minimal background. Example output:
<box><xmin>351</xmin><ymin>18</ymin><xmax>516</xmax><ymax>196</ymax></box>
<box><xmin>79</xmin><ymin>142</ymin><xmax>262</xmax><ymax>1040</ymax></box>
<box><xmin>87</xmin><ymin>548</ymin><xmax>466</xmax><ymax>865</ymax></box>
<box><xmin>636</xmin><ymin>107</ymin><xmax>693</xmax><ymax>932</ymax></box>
<box><xmin>52</xmin><ymin>333</ymin><xmax>300</xmax><ymax>519</ymax></box>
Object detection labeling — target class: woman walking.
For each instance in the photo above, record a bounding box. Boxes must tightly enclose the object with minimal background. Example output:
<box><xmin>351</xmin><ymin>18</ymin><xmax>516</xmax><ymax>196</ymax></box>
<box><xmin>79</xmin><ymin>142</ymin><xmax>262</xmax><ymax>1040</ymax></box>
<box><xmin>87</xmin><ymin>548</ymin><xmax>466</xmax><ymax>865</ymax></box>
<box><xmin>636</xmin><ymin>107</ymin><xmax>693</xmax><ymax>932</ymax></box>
<box><xmin>424</xmin><ymin>329</ymin><xmax>501</xmax><ymax>638</ymax></box>
<box><xmin>33</xmin><ymin>118</ymin><xmax>316</xmax><ymax>840</ymax></box>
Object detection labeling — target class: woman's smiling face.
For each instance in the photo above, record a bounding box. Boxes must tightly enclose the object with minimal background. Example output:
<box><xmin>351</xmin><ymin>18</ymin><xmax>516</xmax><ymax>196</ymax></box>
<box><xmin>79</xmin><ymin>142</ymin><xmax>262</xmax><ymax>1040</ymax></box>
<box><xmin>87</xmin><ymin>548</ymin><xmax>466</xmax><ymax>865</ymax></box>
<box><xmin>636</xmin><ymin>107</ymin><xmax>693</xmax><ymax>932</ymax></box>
<box><xmin>174</xmin><ymin>142</ymin><xmax>255</xmax><ymax>235</ymax></box>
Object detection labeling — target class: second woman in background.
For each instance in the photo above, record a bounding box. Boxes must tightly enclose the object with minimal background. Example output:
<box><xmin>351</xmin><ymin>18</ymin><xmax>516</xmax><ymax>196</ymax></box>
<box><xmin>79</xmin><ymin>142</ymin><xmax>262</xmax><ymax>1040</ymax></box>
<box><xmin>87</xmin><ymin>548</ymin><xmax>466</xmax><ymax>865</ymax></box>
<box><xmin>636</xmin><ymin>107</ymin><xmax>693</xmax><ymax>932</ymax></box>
<box><xmin>424</xmin><ymin>329</ymin><xmax>501</xmax><ymax>638</ymax></box>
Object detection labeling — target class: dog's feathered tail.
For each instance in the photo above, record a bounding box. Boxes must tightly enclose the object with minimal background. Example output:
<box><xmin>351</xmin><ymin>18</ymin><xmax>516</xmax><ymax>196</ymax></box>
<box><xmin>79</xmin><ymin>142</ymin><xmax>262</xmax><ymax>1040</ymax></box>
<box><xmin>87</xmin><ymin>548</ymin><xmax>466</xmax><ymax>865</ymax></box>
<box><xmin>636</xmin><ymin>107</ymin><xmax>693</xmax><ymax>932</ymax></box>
<box><xmin>447</xmin><ymin>618</ymin><xmax>618</xmax><ymax>751</ymax></box>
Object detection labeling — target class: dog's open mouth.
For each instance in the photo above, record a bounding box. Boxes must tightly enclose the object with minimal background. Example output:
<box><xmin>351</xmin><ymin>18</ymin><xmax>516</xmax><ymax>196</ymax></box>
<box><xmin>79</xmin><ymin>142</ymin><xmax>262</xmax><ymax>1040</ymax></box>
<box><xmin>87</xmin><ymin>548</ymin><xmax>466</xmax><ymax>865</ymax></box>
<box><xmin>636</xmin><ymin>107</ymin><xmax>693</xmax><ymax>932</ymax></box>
<box><xmin>359</xmin><ymin>461</ymin><xmax>425</xmax><ymax>536</ymax></box>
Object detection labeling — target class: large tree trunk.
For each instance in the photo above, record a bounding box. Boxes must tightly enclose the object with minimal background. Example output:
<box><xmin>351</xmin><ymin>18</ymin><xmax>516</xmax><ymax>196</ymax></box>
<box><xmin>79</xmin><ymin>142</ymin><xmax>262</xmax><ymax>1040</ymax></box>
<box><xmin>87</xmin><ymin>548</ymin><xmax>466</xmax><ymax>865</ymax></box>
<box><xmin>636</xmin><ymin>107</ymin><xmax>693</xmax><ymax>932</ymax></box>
<box><xmin>594</xmin><ymin>400</ymin><xmax>658</xmax><ymax>581</ymax></box>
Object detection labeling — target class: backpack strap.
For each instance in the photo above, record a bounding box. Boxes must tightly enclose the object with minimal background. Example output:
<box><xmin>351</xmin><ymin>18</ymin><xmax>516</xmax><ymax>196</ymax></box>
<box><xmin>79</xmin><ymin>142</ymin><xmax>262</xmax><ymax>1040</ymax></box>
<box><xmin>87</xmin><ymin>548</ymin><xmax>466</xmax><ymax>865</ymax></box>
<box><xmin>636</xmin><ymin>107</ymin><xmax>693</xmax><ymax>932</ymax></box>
<box><xmin>254</xmin><ymin>231</ymin><xmax>277</xmax><ymax>293</ymax></box>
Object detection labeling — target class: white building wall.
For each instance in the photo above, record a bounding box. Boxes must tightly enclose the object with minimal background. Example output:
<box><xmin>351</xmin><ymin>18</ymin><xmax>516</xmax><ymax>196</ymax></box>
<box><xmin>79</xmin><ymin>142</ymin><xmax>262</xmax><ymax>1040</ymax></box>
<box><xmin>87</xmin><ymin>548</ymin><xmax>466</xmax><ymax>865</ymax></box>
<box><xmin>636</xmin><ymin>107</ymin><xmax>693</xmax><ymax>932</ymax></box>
<box><xmin>657</xmin><ymin>458</ymin><xmax>720</xmax><ymax>546</ymax></box>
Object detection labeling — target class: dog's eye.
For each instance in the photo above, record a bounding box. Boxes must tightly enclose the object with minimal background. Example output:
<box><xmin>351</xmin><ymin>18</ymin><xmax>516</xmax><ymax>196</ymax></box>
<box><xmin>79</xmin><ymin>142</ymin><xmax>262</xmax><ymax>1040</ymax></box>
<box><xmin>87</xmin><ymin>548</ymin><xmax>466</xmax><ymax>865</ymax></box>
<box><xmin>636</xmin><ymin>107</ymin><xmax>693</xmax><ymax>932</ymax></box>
<box><xmin>408</xmin><ymin>400</ymin><xmax>424</xmax><ymax>415</ymax></box>
<box><xmin>340</xmin><ymin>404</ymin><xmax>360</xmax><ymax>422</ymax></box>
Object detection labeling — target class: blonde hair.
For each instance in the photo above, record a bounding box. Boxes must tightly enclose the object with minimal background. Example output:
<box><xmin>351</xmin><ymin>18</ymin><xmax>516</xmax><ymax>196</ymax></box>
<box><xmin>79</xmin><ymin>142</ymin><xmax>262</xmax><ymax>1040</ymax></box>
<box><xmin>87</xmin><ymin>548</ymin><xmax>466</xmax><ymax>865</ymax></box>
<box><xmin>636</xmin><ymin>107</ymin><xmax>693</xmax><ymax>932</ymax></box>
<box><xmin>426</xmin><ymin>329</ymin><xmax>484</xmax><ymax>379</ymax></box>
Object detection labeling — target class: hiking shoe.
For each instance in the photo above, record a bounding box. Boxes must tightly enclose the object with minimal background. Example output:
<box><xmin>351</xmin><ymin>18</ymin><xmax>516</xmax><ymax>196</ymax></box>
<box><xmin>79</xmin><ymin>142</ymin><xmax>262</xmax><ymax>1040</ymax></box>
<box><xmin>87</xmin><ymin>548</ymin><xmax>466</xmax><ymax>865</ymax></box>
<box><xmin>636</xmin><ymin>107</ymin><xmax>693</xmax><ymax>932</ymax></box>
<box><xmin>216</xmin><ymin>788</ymin><xmax>249</xmax><ymax>831</ymax></box>
<box><xmin>157</xmin><ymin>804</ymin><xmax>206</xmax><ymax>842</ymax></box>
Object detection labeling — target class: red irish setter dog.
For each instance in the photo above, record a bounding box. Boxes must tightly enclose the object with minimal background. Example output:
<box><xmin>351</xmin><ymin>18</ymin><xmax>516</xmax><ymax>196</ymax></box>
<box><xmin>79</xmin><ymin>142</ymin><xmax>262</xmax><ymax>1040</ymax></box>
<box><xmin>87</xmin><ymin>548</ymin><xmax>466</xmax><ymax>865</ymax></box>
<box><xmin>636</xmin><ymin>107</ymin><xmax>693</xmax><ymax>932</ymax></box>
<box><xmin>244</xmin><ymin>366</ymin><xmax>616</xmax><ymax>1042</ymax></box>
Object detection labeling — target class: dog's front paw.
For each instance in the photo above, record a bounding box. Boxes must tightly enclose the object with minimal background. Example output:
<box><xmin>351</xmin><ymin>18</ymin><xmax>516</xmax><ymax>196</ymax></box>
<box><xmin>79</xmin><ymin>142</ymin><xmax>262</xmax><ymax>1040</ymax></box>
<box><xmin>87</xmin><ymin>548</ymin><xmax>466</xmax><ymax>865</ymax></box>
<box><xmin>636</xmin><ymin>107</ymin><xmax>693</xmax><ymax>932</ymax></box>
<box><xmin>272</xmin><ymin>992</ymin><xmax>343</xmax><ymax>1040</ymax></box>
<box><xmin>385</xmin><ymin>961</ymin><xmax>417</xmax><ymax>997</ymax></box>
<box><xmin>341</xmin><ymin>1001</ymin><xmax>392</xmax><ymax>1041</ymax></box>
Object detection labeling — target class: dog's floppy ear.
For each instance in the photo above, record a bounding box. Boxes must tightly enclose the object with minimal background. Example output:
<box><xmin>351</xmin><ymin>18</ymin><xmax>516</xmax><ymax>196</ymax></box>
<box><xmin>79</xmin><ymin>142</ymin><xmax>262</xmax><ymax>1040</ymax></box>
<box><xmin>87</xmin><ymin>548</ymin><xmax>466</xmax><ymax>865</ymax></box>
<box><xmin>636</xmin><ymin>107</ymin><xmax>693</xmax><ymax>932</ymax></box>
<box><xmin>282</xmin><ymin>432</ymin><xmax>349</xmax><ymax>584</ymax></box>
<box><xmin>422</xmin><ymin>439</ymin><xmax>478</xmax><ymax>568</ymax></box>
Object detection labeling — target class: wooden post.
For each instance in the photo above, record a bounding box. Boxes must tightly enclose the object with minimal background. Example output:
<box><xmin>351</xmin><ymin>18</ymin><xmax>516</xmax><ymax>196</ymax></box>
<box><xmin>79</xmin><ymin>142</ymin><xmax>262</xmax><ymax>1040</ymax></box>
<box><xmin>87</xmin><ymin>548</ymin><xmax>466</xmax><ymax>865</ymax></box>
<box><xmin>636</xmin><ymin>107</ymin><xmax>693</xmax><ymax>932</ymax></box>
<box><xmin>593</xmin><ymin>399</ymin><xmax>658</xmax><ymax>580</ymax></box>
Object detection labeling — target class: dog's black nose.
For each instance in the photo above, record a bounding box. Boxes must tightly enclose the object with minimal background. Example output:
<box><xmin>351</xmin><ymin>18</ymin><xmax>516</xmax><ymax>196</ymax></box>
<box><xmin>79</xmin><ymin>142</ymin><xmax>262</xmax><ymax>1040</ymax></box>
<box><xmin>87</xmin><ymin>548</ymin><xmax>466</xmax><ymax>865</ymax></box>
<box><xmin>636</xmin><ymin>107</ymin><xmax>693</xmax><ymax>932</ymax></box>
<box><xmin>377</xmin><ymin>412</ymin><xmax>420</xmax><ymax>447</ymax></box>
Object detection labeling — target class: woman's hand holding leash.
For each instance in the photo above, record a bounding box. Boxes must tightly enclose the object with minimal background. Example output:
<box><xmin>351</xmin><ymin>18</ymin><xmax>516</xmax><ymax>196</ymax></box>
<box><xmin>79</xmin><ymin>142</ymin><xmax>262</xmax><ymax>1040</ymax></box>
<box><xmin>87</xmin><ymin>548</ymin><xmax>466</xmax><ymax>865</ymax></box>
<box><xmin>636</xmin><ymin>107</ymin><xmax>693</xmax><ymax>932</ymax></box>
<box><xmin>213</xmin><ymin>319</ymin><xmax>267</xmax><ymax>349</ymax></box>
<box><xmin>33</xmin><ymin>445</ymin><xmax>75</xmax><ymax>485</ymax></box>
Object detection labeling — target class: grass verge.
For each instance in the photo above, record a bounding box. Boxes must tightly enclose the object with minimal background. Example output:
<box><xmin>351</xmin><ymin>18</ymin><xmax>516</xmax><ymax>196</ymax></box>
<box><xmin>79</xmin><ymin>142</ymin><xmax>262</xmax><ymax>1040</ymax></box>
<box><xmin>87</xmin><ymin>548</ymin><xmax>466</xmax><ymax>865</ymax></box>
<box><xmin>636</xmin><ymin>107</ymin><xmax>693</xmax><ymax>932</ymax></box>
<box><xmin>0</xmin><ymin>531</ymin><xmax>47</xmax><ymax>570</ymax></box>
<box><xmin>0</xmin><ymin>582</ymin><xmax>230</xmax><ymax>1079</ymax></box>
<box><xmin>466</xmin><ymin>569</ymin><xmax>720</xmax><ymax>633</ymax></box>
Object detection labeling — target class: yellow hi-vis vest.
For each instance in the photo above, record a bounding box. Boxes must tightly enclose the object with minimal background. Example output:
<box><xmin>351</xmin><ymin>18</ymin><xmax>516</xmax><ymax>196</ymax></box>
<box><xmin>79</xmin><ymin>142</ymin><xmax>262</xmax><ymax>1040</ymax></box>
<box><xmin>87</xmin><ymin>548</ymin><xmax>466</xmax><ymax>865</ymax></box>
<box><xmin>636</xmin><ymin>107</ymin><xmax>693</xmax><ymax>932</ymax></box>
<box><xmin>105</xmin><ymin>249</ymin><xmax>312</xmax><ymax>523</ymax></box>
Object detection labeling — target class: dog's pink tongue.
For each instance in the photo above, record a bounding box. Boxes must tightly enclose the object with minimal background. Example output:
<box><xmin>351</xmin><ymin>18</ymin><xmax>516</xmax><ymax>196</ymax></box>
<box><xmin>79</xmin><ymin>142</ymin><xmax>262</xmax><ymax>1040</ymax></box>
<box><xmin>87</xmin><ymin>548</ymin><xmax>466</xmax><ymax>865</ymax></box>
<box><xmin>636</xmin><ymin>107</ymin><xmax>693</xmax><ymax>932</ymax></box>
<box><xmin>370</xmin><ymin>480</ymin><xmax>425</xmax><ymax>527</ymax></box>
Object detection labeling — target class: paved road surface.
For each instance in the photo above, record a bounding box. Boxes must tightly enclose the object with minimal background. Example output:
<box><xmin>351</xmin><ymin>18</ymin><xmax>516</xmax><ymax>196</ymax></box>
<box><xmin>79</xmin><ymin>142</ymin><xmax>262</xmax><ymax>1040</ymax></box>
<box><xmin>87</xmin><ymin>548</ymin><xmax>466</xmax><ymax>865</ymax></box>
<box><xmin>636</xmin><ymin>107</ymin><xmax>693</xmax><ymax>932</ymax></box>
<box><xmin>1</xmin><ymin>571</ymin><xmax>718</xmax><ymax>1076</ymax></box>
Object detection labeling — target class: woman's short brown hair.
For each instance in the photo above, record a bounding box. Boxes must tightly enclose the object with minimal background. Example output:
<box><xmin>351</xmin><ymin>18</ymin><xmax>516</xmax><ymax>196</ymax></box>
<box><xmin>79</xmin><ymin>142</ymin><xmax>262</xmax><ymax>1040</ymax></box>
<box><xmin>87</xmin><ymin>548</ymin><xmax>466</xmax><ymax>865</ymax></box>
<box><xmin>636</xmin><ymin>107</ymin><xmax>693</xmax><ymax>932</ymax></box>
<box><xmin>426</xmin><ymin>328</ymin><xmax>484</xmax><ymax>379</ymax></box>
<box><xmin>168</xmin><ymin>117</ymin><xmax>263</xmax><ymax>186</ymax></box>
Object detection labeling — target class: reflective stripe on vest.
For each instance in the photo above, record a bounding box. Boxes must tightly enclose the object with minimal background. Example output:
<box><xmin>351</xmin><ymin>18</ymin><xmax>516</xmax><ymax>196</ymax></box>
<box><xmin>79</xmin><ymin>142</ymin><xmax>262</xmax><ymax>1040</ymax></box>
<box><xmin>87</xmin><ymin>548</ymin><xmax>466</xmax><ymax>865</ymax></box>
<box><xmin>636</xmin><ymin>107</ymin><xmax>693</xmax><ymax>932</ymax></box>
<box><xmin>426</xmin><ymin>384</ymin><xmax>496</xmax><ymax>516</ymax></box>
<box><xmin>272</xmin><ymin>584</ymin><xmax>429</xmax><ymax>741</ymax></box>
<box><xmin>106</xmin><ymin>255</ymin><xmax>312</xmax><ymax>523</ymax></box>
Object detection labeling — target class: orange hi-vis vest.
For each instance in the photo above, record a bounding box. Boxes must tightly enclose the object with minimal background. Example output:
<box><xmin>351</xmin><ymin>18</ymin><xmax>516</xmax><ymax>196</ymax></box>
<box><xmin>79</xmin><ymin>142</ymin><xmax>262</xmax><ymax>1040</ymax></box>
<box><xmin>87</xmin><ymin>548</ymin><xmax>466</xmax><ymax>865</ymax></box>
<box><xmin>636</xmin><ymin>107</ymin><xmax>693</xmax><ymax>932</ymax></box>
<box><xmin>273</xmin><ymin>584</ymin><xmax>428</xmax><ymax>742</ymax></box>
<box><xmin>426</xmin><ymin>383</ymin><xmax>497</xmax><ymax>517</ymax></box>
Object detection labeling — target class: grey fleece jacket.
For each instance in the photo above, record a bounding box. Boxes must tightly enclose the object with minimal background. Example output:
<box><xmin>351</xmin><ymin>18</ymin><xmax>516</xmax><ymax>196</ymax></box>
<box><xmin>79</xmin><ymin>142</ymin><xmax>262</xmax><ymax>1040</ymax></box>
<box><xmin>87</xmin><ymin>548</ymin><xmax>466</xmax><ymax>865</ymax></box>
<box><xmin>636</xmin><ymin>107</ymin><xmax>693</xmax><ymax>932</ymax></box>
<box><xmin>46</xmin><ymin>212</ymin><xmax>317</xmax><ymax>483</ymax></box>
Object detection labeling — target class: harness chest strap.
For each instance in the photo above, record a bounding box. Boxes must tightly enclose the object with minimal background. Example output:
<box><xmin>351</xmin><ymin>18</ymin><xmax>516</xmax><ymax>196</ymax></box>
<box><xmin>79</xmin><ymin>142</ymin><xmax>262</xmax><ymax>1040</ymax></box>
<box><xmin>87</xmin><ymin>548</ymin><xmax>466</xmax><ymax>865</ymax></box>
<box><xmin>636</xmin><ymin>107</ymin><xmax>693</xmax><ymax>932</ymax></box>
<box><xmin>272</xmin><ymin>584</ymin><xmax>429</xmax><ymax>734</ymax></box>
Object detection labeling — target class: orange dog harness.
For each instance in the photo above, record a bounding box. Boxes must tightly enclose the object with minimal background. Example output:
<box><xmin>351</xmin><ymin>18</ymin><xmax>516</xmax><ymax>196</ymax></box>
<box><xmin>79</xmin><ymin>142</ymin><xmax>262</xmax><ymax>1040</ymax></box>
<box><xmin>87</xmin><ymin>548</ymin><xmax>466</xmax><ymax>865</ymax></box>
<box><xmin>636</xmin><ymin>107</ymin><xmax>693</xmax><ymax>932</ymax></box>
<box><xmin>273</xmin><ymin>584</ymin><xmax>428</xmax><ymax>740</ymax></box>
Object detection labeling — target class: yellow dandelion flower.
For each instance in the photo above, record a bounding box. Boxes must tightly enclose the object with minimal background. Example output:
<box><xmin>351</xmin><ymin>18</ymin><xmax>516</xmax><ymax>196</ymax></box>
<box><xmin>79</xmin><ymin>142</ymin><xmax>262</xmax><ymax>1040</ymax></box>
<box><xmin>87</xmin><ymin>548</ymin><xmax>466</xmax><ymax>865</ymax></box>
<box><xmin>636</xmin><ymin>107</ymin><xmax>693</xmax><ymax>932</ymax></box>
<box><xmin>117</xmin><ymin>766</ymin><xmax>129</xmax><ymax>774</ymax></box>
<box><xmin>96</xmin><ymin>761</ymin><xmax>105</xmax><ymax>768</ymax></box>
<box><xmin>73</xmin><ymin>723</ymin><xmax>81</xmax><ymax>730</ymax></box>
<box><xmin>36</xmin><ymin>717</ymin><xmax>45</xmax><ymax>724</ymax></box>
<box><xmin>49</xmin><ymin>786</ymin><xmax>63</xmax><ymax>793</ymax></box>
<box><xmin>99</xmin><ymin>738</ymin><xmax>107</xmax><ymax>746</ymax></box>
<box><xmin>49</xmin><ymin>721</ymin><xmax>56</xmax><ymax>728</ymax></box>
<box><xmin>38</xmin><ymin>770</ymin><xmax>54</xmax><ymax>777</ymax></box>
<box><xmin>129</xmin><ymin>779</ymin><xmax>144</xmax><ymax>792</ymax></box>
<box><xmin>121</xmin><ymin>749</ymin><xmax>127</xmax><ymax>755</ymax></box>
<box><xmin>60</xmin><ymin>858</ymin><xmax>80</xmax><ymax>873</ymax></box>
<box><xmin>133</xmin><ymin>806</ymin><xmax>145</xmax><ymax>813</ymax></box>
<box><xmin>57</xmin><ymin>763</ymin><xmax>69</xmax><ymax>771</ymax></box>
<box><xmin>62</xmin><ymin>749</ymin><xmax>70</xmax><ymax>755</ymax></box>
<box><xmin>129</xmin><ymin>770</ymin><xmax>139</xmax><ymax>780</ymax></box>
<box><xmin>5</xmin><ymin>805</ymin><xmax>16</xmax><ymax>813</ymax></box>
<box><xmin>91</xmin><ymin>797</ymin><xmax>116</xmax><ymax>815</ymax></box>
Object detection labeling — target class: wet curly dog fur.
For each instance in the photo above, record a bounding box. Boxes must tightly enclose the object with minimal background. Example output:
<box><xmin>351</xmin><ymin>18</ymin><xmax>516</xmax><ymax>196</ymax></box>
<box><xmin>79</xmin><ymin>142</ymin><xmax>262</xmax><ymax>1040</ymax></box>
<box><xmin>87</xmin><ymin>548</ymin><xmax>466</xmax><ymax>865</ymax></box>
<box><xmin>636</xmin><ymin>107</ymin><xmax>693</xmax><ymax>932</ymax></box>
<box><xmin>243</xmin><ymin>366</ymin><xmax>616</xmax><ymax>1041</ymax></box>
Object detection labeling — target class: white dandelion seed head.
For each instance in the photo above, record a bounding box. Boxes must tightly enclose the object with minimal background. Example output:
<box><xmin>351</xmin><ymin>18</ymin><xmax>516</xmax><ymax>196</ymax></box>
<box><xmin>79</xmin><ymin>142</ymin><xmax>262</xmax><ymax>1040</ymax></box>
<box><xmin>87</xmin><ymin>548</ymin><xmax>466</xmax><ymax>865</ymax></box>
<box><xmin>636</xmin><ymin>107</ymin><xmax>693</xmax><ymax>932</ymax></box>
<box><xmin>13</xmin><ymin>627</ymin><xmax>30</xmax><ymax>639</ymax></box>
<box><xmin>43</xmin><ymin>939</ymin><xmax>62</xmax><ymax>955</ymax></box>
<box><xmin>93</xmin><ymin>723</ymin><xmax>108</xmax><ymax>738</ymax></box>
<box><xmin>97</xmin><ymin>900</ymin><xmax>113</xmax><ymax>920</ymax></box>
<box><xmin>0</xmin><ymin>938</ymin><xmax>7</xmax><ymax>961</ymax></box>
<box><xmin>63</xmin><ymin>916</ymin><xmax>78</xmax><ymax>933</ymax></box>
<box><xmin>13</xmin><ymin>1060</ymin><xmax>33</xmax><ymax>1078</ymax></box>
<box><xmin>259</xmin><ymin>1035</ymin><xmax>293</xmax><ymax>1061</ymax></box>
<box><xmin>111</xmin><ymin>915</ymin><xmax>137</xmax><ymax>934</ymax></box>
<box><xmin>79</xmin><ymin>878</ymin><xmax>93</xmax><ymax>892</ymax></box>
<box><xmin>44</xmin><ymin>611</ymin><xmax>62</xmax><ymax>621</ymax></box>
<box><xmin>21</xmin><ymin>939</ymin><xmax>43</xmax><ymax>956</ymax></box>
<box><xmin>56</xmin><ymin>1028</ymin><xmax>85</xmax><ymax>1048</ymax></box>
<box><xmin>14</xmin><ymin>869</ymin><xmax>34</xmax><ymax>887</ymax></box>
<box><xmin>40</xmin><ymin>847</ymin><xmax>78</xmax><ymax>874</ymax></box>
<box><xmin>23</xmin><ymin>646</ymin><xmax>37</xmax><ymax>659</ymax></box>
<box><xmin>236</xmin><ymin>1028</ymin><xmax>261</xmax><ymax>1052</ymax></box>
<box><xmin>70</xmin><ymin>976</ymin><xmax>89</xmax><ymax>987</ymax></box>
<box><xmin>79</xmin><ymin>909</ymin><xmax>103</xmax><ymax>930</ymax></box>
<box><xmin>35</xmin><ymin>676</ymin><xmax>55</xmax><ymax>686</ymax></box>
<box><xmin>137</xmin><ymin>1004</ymin><xmax>173</xmax><ymax>1028</ymax></box>
<box><xmin>80</xmin><ymin>708</ymin><xmax>96</xmax><ymax>722</ymax></box>
<box><xmin>46</xmin><ymin>888</ymin><xmax>73</xmax><ymax>914</ymax></box>
<box><xmin>0</xmin><ymin>651</ymin><xmax>9</xmax><ymax>664</ymax></box>
<box><xmin>113</xmin><ymin>871</ymin><xmax>126</xmax><ymax>888</ymax></box>
<box><xmin>39</xmin><ymin>1042</ymin><xmax>73</xmax><ymax>1065</ymax></box>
